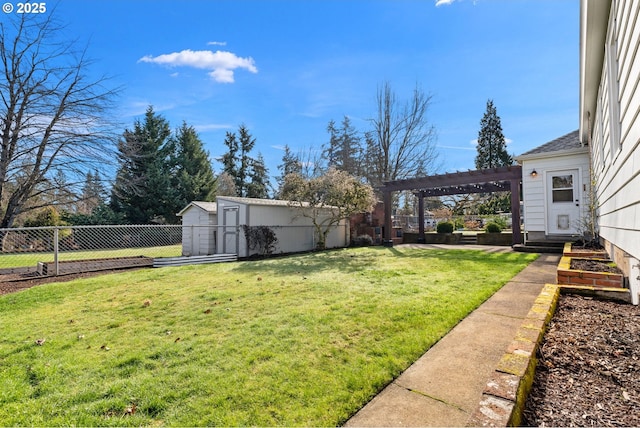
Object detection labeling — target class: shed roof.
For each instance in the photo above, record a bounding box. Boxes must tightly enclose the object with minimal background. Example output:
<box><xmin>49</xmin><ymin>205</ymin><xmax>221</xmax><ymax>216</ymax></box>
<box><xmin>216</xmin><ymin>196</ymin><xmax>295</xmax><ymax>207</ymax></box>
<box><xmin>217</xmin><ymin>196</ymin><xmax>338</xmax><ymax>210</ymax></box>
<box><xmin>177</xmin><ymin>201</ymin><xmax>217</xmax><ymax>216</ymax></box>
<box><xmin>515</xmin><ymin>130</ymin><xmax>586</xmax><ymax>161</ymax></box>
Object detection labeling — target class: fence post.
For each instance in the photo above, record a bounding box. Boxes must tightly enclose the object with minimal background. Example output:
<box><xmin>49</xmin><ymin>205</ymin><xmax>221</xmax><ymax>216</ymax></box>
<box><xmin>54</xmin><ymin>227</ymin><xmax>59</xmax><ymax>276</ymax></box>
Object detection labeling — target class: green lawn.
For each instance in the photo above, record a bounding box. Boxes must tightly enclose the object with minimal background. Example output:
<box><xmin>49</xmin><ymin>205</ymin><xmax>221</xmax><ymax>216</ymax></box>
<box><xmin>0</xmin><ymin>247</ymin><xmax>537</xmax><ymax>426</ymax></box>
<box><xmin>0</xmin><ymin>245</ymin><xmax>182</xmax><ymax>269</ymax></box>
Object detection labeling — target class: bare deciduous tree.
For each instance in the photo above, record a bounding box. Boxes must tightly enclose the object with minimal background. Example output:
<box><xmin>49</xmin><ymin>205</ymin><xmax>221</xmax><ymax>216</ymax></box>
<box><xmin>0</xmin><ymin>13</ymin><xmax>118</xmax><ymax>228</ymax></box>
<box><xmin>366</xmin><ymin>81</ymin><xmax>440</xmax><ymax>188</ymax></box>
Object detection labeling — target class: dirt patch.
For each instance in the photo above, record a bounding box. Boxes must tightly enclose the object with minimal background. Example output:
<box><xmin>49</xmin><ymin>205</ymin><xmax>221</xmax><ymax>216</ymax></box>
<box><xmin>570</xmin><ymin>258</ymin><xmax>623</xmax><ymax>274</ymax></box>
<box><xmin>572</xmin><ymin>239</ymin><xmax>605</xmax><ymax>250</ymax></box>
<box><xmin>523</xmin><ymin>294</ymin><xmax>640</xmax><ymax>427</ymax></box>
<box><xmin>0</xmin><ymin>268</ymin><xmax>148</xmax><ymax>295</ymax></box>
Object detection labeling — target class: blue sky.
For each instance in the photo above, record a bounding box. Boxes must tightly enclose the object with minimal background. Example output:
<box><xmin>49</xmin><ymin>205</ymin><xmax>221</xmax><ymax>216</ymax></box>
<box><xmin>53</xmin><ymin>0</ymin><xmax>579</xmax><ymax>183</ymax></box>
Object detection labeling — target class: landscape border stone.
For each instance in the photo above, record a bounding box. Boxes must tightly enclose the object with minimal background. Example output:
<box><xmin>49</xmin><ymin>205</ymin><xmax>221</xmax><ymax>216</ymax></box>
<box><xmin>466</xmin><ymin>283</ymin><xmax>559</xmax><ymax>427</ymax></box>
<box><xmin>557</xmin><ymin>255</ymin><xmax>624</xmax><ymax>288</ymax></box>
<box><xmin>467</xmin><ymin>279</ymin><xmax>632</xmax><ymax>426</ymax></box>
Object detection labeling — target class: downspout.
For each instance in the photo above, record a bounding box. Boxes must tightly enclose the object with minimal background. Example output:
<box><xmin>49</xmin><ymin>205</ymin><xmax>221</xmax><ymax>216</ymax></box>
<box><xmin>629</xmin><ymin>258</ymin><xmax>640</xmax><ymax>305</ymax></box>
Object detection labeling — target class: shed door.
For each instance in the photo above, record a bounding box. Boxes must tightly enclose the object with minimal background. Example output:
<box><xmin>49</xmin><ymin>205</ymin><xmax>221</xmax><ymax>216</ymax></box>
<box><xmin>546</xmin><ymin>169</ymin><xmax>580</xmax><ymax>235</ymax></box>
<box><xmin>222</xmin><ymin>206</ymin><xmax>239</xmax><ymax>254</ymax></box>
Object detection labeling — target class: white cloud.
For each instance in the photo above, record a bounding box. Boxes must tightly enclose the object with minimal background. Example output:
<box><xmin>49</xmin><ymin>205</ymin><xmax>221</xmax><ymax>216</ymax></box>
<box><xmin>207</xmin><ymin>41</ymin><xmax>227</xmax><ymax>46</ymax></box>
<box><xmin>435</xmin><ymin>0</ymin><xmax>478</xmax><ymax>6</ymax></box>
<box><xmin>439</xmin><ymin>144</ymin><xmax>475</xmax><ymax>151</ymax></box>
<box><xmin>139</xmin><ymin>49</ymin><xmax>258</xmax><ymax>83</ymax></box>
<box><xmin>194</xmin><ymin>123</ymin><xmax>233</xmax><ymax>132</ymax></box>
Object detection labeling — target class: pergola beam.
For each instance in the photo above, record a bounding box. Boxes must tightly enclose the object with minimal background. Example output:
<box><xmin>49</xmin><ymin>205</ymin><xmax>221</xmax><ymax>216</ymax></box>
<box><xmin>379</xmin><ymin>165</ymin><xmax>523</xmax><ymax>247</ymax></box>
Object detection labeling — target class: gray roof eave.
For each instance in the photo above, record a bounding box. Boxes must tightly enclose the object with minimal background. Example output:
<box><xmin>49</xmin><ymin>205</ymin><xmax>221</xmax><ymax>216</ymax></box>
<box><xmin>515</xmin><ymin>146</ymin><xmax>590</xmax><ymax>162</ymax></box>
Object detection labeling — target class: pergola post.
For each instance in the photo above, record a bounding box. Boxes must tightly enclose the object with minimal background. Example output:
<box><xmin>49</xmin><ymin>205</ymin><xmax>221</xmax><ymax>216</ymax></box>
<box><xmin>417</xmin><ymin>193</ymin><xmax>425</xmax><ymax>243</ymax></box>
<box><xmin>383</xmin><ymin>190</ymin><xmax>394</xmax><ymax>247</ymax></box>
<box><xmin>378</xmin><ymin>166</ymin><xmax>523</xmax><ymax>248</ymax></box>
<box><xmin>510</xmin><ymin>179</ymin><xmax>522</xmax><ymax>245</ymax></box>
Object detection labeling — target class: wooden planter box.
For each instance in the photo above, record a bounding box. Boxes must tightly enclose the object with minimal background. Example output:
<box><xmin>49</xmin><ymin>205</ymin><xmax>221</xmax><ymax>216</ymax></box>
<box><xmin>557</xmin><ymin>256</ymin><xmax>624</xmax><ymax>288</ymax></box>
<box><xmin>476</xmin><ymin>232</ymin><xmax>514</xmax><ymax>246</ymax></box>
<box><xmin>562</xmin><ymin>242</ymin><xmax>609</xmax><ymax>259</ymax></box>
<box><xmin>37</xmin><ymin>256</ymin><xmax>154</xmax><ymax>276</ymax></box>
<box><xmin>419</xmin><ymin>233</ymin><xmax>462</xmax><ymax>245</ymax></box>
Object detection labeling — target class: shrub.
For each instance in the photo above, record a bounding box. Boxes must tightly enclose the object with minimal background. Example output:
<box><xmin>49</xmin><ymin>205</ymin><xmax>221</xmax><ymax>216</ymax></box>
<box><xmin>436</xmin><ymin>221</ymin><xmax>454</xmax><ymax>234</ymax></box>
<box><xmin>242</xmin><ymin>225</ymin><xmax>279</xmax><ymax>256</ymax></box>
<box><xmin>485</xmin><ymin>222</ymin><xmax>502</xmax><ymax>234</ymax></box>
<box><xmin>464</xmin><ymin>220</ymin><xmax>482</xmax><ymax>230</ymax></box>
<box><xmin>454</xmin><ymin>218</ymin><xmax>465</xmax><ymax>230</ymax></box>
<box><xmin>351</xmin><ymin>234</ymin><xmax>374</xmax><ymax>247</ymax></box>
<box><xmin>488</xmin><ymin>216</ymin><xmax>508</xmax><ymax>230</ymax></box>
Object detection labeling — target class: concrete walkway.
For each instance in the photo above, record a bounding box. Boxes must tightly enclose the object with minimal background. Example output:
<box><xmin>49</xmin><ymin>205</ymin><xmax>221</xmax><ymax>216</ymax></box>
<box><xmin>345</xmin><ymin>248</ymin><xmax>560</xmax><ymax>427</ymax></box>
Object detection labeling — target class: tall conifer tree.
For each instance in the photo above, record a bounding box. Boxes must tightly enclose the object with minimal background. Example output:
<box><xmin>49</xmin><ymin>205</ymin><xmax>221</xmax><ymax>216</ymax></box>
<box><xmin>475</xmin><ymin>100</ymin><xmax>513</xmax><ymax>169</ymax></box>
<box><xmin>167</xmin><ymin>122</ymin><xmax>217</xmax><ymax>220</ymax></box>
<box><xmin>111</xmin><ymin>106</ymin><xmax>173</xmax><ymax>223</ymax></box>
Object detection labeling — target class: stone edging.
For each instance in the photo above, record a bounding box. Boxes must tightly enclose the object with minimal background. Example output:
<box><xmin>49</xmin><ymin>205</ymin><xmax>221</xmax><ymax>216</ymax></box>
<box><xmin>466</xmin><ymin>283</ymin><xmax>560</xmax><ymax>427</ymax></box>
<box><xmin>466</xmin><ymin>282</ymin><xmax>631</xmax><ymax>427</ymax></box>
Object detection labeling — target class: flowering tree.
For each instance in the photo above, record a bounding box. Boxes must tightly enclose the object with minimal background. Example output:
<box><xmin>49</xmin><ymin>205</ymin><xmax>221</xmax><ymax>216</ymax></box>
<box><xmin>281</xmin><ymin>168</ymin><xmax>376</xmax><ymax>250</ymax></box>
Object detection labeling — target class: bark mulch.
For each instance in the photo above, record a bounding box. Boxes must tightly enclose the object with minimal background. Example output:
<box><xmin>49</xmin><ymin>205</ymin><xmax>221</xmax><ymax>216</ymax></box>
<box><xmin>0</xmin><ymin>269</ymin><xmax>145</xmax><ymax>295</ymax></box>
<box><xmin>570</xmin><ymin>259</ymin><xmax>623</xmax><ymax>274</ymax></box>
<box><xmin>523</xmin><ymin>294</ymin><xmax>640</xmax><ymax>427</ymax></box>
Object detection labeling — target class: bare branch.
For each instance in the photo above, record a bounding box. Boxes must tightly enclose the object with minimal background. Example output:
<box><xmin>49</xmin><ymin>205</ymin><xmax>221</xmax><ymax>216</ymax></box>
<box><xmin>0</xmin><ymin>13</ymin><xmax>120</xmax><ymax>227</ymax></box>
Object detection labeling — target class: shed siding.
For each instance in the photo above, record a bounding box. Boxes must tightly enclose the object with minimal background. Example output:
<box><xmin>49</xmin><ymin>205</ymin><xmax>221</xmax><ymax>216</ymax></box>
<box><xmin>215</xmin><ymin>197</ymin><xmax>348</xmax><ymax>257</ymax></box>
<box><xmin>590</xmin><ymin>0</ymin><xmax>640</xmax><ymax>264</ymax></box>
<box><xmin>180</xmin><ymin>205</ymin><xmax>217</xmax><ymax>256</ymax></box>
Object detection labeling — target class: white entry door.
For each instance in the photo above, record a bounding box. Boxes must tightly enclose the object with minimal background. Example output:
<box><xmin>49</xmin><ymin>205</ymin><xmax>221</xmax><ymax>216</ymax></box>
<box><xmin>546</xmin><ymin>169</ymin><xmax>581</xmax><ymax>235</ymax></box>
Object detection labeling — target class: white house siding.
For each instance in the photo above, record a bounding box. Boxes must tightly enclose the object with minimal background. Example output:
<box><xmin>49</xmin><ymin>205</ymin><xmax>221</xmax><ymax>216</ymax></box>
<box><xmin>587</xmin><ymin>0</ymin><xmax>640</xmax><ymax>279</ymax></box>
<box><xmin>520</xmin><ymin>152</ymin><xmax>591</xmax><ymax>240</ymax></box>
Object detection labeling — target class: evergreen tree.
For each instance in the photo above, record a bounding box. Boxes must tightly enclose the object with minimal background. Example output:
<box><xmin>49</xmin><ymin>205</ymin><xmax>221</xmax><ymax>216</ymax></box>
<box><xmin>221</xmin><ymin>131</ymin><xmax>239</xmax><ymax>188</ymax></box>
<box><xmin>475</xmin><ymin>100</ymin><xmax>513</xmax><ymax>169</ymax></box>
<box><xmin>324</xmin><ymin>116</ymin><xmax>363</xmax><ymax>176</ymax></box>
<box><xmin>474</xmin><ymin>100</ymin><xmax>514</xmax><ymax>214</ymax></box>
<box><xmin>237</xmin><ymin>124</ymin><xmax>256</xmax><ymax>197</ymax></box>
<box><xmin>246</xmin><ymin>153</ymin><xmax>270</xmax><ymax>199</ymax></box>
<box><xmin>169</xmin><ymin>122</ymin><xmax>216</xmax><ymax>216</ymax></box>
<box><xmin>276</xmin><ymin>145</ymin><xmax>302</xmax><ymax>198</ymax></box>
<box><xmin>111</xmin><ymin>106</ymin><xmax>173</xmax><ymax>224</ymax></box>
<box><xmin>78</xmin><ymin>170</ymin><xmax>106</xmax><ymax>215</ymax></box>
<box><xmin>220</xmin><ymin>124</ymin><xmax>261</xmax><ymax>197</ymax></box>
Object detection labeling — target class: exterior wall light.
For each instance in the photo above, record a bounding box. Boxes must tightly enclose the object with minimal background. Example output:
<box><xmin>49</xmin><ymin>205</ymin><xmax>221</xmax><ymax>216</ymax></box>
<box><xmin>530</xmin><ymin>169</ymin><xmax>538</xmax><ymax>178</ymax></box>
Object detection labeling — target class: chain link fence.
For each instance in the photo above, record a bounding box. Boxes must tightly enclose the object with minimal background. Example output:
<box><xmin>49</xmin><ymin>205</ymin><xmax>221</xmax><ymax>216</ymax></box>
<box><xmin>0</xmin><ymin>223</ymin><xmax>350</xmax><ymax>278</ymax></box>
<box><xmin>0</xmin><ymin>225</ymin><xmax>184</xmax><ymax>277</ymax></box>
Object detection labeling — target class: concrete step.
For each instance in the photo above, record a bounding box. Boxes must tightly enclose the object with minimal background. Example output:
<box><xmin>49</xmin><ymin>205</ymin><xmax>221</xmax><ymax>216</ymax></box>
<box><xmin>513</xmin><ymin>244</ymin><xmax>563</xmax><ymax>254</ymax></box>
<box><xmin>153</xmin><ymin>254</ymin><xmax>237</xmax><ymax>267</ymax></box>
<box><xmin>458</xmin><ymin>235</ymin><xmax>478</xmax><ymax>245</ymax></box>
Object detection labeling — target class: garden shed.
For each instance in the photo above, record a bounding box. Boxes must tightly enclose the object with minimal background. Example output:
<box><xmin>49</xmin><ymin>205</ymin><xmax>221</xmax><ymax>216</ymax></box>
<box><xmin>177</xmin><ymin>201</ymin><xmax>217</xmax><ymax>256</ymax></box>
<box><xmin>515</xmin><ymin>131</ymin><xmax>591</xmax><ymax>241</ymax></box>
<box><xmin>215</xmin><ymin>196</ymin><xmax>349</xmax><ymax>257</ymax></box>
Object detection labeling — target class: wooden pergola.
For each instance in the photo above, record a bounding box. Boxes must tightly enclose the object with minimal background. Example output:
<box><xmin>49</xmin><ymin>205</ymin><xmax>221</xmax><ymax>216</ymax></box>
<box><xmin>379</xmin><ymin>165</ymin><xmax>523</xmax><ymax>246</ymax></box>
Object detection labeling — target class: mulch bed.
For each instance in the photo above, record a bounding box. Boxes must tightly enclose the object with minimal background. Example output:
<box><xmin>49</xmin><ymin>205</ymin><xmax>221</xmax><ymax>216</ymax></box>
<box><xmin>0</xmin><ymin>268</ymin><xmax>146</xmax><ymax>295</ymax></box>
<box><xmin>523</xmin><ymin>294</ymin><xmax>640</xmax><ymax>427</ymax></box>
<box><xmin>570</xmin><ymin>258</ymin><xmax>623</xmax><ymax>274</ymax></box>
